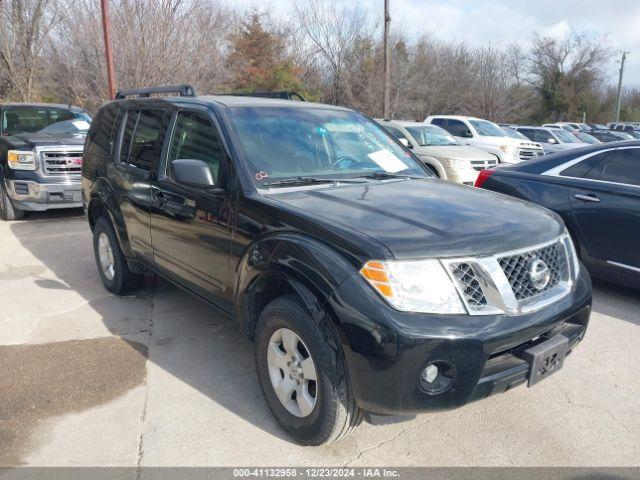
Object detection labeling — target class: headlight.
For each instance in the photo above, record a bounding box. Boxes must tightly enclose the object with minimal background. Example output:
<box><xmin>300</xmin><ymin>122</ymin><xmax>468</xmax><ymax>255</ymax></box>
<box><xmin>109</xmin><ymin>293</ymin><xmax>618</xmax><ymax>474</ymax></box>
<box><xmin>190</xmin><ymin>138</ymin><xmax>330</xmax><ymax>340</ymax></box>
<box><xmin>360</xmin><ymin>259</ymin><xmax>465</xmax><ymax>314</ymax></box>
<box><xmin>7</xmin><ymin>150</ymin><xmax>37</xmax><ymax>170</ymax></box>
<box><xmin>443</xmin><ymin>158</ymin><xmax>469</xmax><ymax>169</ymax></box>
<box><xmin>562</xmin><ymin>232</ymin><xmax>580</xmax><ymax>279</ymax></box>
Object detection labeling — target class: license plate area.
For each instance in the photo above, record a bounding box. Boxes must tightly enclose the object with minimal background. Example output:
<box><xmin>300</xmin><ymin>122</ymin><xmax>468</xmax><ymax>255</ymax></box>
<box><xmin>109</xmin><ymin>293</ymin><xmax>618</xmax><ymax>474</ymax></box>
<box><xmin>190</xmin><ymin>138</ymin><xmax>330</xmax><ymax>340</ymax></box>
<box><xmin>522</xmin><ymin>334</ymin><xmax>569</xmax><ymax>387</ymax></box>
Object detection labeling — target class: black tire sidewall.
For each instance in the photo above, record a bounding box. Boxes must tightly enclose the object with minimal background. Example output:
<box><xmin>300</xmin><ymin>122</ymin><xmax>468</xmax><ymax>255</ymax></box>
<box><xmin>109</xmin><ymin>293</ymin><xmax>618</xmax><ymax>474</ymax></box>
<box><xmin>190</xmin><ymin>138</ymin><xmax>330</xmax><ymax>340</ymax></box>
<box><xmin>0</xmin><ymin>180</ymin><xmax>22</xmax><ymax>221</ymax></box>
<box><xmin>255</xmin><ymin>297</ymin><xmax>343</xmax><ymax>445</ymax></box>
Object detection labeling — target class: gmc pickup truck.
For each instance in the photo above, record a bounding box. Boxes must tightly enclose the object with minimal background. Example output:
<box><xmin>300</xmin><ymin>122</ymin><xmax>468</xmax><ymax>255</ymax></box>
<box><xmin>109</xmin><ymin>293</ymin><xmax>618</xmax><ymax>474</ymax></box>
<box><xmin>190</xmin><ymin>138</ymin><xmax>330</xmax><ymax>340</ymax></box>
<box><xmin>0</xmin><ymin>103</ymin><xmax>91</xmax><ymax>220</ymax></box>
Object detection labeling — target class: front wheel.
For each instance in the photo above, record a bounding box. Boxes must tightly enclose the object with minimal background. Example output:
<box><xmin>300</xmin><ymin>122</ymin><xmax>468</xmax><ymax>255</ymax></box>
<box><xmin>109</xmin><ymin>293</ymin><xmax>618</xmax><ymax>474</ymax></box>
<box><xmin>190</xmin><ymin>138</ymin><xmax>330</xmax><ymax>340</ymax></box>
<box><xmin>0</xmin><ymin>181</ymin><xmax>24</xmax><ymax>221</ymax></box>
<box><xmin>255</xmin><ymin>295</ymin><xmax>363</xmax><ymax>445</ymax></box>
<box><xmin>92</xmin><ymin>216</ymin><xmax>144</xmax><ymax>294</ymax></box>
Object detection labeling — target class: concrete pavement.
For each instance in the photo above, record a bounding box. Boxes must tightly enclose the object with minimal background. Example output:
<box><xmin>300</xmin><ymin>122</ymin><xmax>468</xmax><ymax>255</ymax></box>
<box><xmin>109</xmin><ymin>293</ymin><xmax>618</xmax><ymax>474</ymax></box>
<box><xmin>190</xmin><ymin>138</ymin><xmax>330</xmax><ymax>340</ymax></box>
<box><xmin>1</xmin><ymin>210</ymin><xmax>639</xmax><ymax>466</ymax></box>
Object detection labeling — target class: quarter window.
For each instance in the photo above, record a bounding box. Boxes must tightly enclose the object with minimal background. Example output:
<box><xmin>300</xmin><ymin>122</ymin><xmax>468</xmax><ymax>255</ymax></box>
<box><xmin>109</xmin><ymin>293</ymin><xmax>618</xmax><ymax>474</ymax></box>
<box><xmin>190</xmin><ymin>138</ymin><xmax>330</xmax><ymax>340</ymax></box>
<box><xmin>600</xmin><ymin>149</ymin><xmax>640</xmax><ymax>186</ymax></box>
<box><xmin>384</xmin><ymin>125</ymin><xmax>408</xmax><ymax>141</ymax></box>
<box><xmin>560</xmin><ymin>152</ymin><xmax>610</xmax><ymax>179</ymax></box>
<box><xmin>167</xmin><ymin>111</ymin><xmax>223</xmax><ymax>184</ymax></box>
<box><xmin>445</xmin><ymin>119</ymin><xmax>472</xmax><ymax>138</ymax></box>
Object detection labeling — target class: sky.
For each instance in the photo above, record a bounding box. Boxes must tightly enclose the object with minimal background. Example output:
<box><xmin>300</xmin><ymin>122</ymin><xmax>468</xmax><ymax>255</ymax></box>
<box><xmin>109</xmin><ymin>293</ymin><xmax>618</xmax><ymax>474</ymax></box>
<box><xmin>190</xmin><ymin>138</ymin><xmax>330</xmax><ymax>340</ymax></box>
<box><xmin>235</xmin><ymin>0</ymin><xmax>640</xmax><ymax>88</ymax></box>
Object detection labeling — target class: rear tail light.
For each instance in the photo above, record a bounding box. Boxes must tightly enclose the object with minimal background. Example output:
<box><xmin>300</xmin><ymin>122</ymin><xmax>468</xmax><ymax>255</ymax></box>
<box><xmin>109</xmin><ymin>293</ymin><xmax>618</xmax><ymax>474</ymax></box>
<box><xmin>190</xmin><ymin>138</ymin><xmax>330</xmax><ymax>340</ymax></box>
<box><xmin>474</xmin><ymin>169</ymin><xmax>496</xmax><ymax>188</ymax></box>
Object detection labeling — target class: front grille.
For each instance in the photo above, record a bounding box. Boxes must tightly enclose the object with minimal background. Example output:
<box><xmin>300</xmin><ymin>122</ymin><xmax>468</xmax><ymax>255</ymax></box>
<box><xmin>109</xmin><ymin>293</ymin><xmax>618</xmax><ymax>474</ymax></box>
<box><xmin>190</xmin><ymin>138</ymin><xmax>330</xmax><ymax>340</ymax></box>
<box><xmin>517</xmin><ymin>147</ymin><xmax>544</xmax><ymax>161</ymax></box>
<box><xmin>498</xmin><ymin>242</ymin><xmax>569</xmax><ymax>302</ymax></box>
<box><xmin>450</xmin><ymin>263</ymin><xmax>487</xmax><ymax>310</ymax></box>
<box><xmin>41</xmin><ymin>151</ymin><xmax>83</xmax><ymax>175</ymax></box>
<box><xmin>470</xmin><ymin>158</ymin><xmax>499</xmax><ymax>171</ymax></box>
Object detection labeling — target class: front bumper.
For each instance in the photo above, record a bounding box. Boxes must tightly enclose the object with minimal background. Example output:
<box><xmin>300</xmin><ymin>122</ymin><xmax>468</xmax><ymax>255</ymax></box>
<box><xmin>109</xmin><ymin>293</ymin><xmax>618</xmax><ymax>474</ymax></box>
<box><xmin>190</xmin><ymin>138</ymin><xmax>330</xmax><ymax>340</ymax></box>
<box><xmin>328</xmin><ymin>266</ymin><xmax>592</xmax><ymax>414</ymax></box>
<box><xmin>4</xmin><ymin>177</ymin><xmax>82</xmax><ymax>211</ymax></box>
<box><xmin>446</xmin><ymin>166</ymin><xmax>481</xmax><ymax>186</ymax></box>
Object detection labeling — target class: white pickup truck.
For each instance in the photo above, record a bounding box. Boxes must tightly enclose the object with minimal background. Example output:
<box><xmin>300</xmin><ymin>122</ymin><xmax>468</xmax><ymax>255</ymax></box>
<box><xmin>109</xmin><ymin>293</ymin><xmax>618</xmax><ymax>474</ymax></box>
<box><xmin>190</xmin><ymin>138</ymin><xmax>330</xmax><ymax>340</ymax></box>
<box><xmin>424</xmin><ymin>115</ymin><xmax>544</xmax><ymax>164</ymax></box>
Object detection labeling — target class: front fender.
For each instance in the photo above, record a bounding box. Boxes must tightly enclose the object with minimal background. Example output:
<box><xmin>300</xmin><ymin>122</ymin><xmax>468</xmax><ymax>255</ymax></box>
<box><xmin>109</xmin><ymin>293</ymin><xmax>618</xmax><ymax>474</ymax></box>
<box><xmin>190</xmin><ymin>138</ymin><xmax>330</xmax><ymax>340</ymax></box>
<box><xmin>235</xmin><ymin>233</ymin><xmax>359</xmax><ymax>333</ymax></box>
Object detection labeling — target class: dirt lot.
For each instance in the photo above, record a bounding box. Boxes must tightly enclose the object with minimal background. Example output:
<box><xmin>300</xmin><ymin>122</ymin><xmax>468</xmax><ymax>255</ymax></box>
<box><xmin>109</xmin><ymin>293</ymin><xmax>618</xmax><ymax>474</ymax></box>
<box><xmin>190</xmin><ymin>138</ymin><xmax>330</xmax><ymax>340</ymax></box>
<box><xmin>1</xmin><ymin>210</ymin><xmax>639</xmax><ymax>467</ymax></box>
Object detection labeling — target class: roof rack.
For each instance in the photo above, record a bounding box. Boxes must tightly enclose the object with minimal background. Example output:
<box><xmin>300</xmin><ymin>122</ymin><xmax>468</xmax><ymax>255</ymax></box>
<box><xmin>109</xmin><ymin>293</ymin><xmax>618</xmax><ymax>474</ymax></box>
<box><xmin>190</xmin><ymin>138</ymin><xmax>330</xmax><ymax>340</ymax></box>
<box><xmin>115</xmin><ymin>84</ymin><xmax>197</xmax><ymax>100</ymax></box>
<box><xmin>222</xmin><ymin>91</ymin><xmax>306</xmax><ymax>101</ymax></box>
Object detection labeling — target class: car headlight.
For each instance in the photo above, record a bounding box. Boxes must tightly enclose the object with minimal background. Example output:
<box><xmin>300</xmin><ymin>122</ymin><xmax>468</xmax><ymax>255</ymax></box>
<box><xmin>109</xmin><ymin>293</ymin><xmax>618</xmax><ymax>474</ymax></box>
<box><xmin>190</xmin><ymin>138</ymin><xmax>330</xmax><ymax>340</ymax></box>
<box><xmin>562</xmin><ymin>232</ymin><xmax>580</xmax><ymax>279</ymax></box>
<box><xmin>360</xmin><ymin>259</ymin><xmax>465</xmax><ymax>314</ymax></box>
<box><xmin>7</xmin><ymin>150</ymin><xmax>37</xmax><ymax>170</ymax></box>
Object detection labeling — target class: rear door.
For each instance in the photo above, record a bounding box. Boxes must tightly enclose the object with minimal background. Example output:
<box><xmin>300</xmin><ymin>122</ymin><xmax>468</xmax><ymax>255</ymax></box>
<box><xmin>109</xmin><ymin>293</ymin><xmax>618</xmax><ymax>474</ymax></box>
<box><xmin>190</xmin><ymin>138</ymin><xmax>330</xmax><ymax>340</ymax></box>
<box><xmin>115</xmin><ymin>106</ymin><xmax>169</xmax><ymax>264</ymax></box>
<box><xmin>567</xmin><ymin>147</ymin><xmax>640</xmax><ymax>277</ymax></box>
<box><xmin>149</xmin><ymin>107</ymin><xmax>233</xmax><ymax>310</ymax></box>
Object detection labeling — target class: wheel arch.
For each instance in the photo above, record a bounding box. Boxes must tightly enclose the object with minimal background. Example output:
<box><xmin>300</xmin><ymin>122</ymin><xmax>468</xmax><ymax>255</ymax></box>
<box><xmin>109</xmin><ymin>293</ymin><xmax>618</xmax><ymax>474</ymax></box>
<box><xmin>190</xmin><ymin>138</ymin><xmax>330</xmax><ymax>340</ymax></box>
<box><xmin>236</xmin><ymin>233</ymin><xmax>357</xmax><ymax>341</ymax></box>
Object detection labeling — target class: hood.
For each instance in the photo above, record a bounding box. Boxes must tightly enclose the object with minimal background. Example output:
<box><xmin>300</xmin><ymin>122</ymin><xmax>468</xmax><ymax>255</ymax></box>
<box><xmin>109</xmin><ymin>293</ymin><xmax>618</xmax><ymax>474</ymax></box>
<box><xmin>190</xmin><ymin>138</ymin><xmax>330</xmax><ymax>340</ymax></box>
<box><xmin>414</xmin><ymin>145</ymin><xmax>496</xmax><ymax>161</ymax></box>
<box><xmin>266</xmin><ymin>179</ymin><xmax>564</xmax><ymax>259</ymax></box>
<box><xmin>4</xmin><ymin>132</ymin><xmax>86</xmax><ymax>149</ymax></box>
<box><xmin>475</xmin><ymin>136</ymin><xmax>542</xmax><ymax>150</ymax></box>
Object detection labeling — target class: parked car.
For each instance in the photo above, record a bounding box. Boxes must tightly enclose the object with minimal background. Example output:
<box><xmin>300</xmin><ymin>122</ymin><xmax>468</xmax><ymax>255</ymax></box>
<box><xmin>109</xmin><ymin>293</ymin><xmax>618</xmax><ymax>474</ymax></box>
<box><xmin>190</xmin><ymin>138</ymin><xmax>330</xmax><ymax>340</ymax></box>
<box><xmin>514</xmin><ymin>126</ymin><xmax>585</xmax><ymax>154</ymax></box>
<box><xmin>424</xmin><ymin>115</ymin><xmax>544</xmax><ymax>164</ymax></box>
<box><xmin>377</xmin><ymin>119</ymin><xmax>497</xmax><ymax>185</ymax></box>
<box><xmin>610</xmin><ymin>123</ymin><xmax>639</xmax><ymax>134</ymax></box>
<box><xmin>476</xmin><ymin>141</ymin><xmax>640</xmax><ymax>288</ymax></box>
<box><xmin>83</xmin><ymin>85</ymin><xmax>591</xmax><ymax>445</ymax></box>
<box><xmin>574</xmin><ymin>132</ymin><xmax>601</xmax><ymax>144</ymax></box>
<box><xmin>586</xmin><ymin>123</ymin><xmax>608</xmax><ymax>131</ymax></box>
<box><xmin>501</xmin><ymin>126</ymin><xmax>530</xmax><ymax>141</ymax></box>
<box><xmin>608</xmin><ymin>130</ymin><xmax>636</xmax><ymax>141</ymax></box>
<box><xmin>589</xmin><ymin>130</ymin><xmax>628</xmax><ymax>143</ymax></box>
<box><xmin>0</xmin><ymin>102</ymin><xmax>91</xmax><ymax>220</ymax></box>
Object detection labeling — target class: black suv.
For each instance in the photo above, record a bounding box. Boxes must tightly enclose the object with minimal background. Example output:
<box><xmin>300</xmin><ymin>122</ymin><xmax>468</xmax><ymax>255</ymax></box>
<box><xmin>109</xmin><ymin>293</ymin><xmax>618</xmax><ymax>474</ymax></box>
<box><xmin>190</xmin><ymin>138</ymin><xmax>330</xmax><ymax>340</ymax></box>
<box><xmin>1</xmin><ymin>102</ymin><xmax>91</xmax><ymax>220</ymax></box>
<box><xmin>82</xmin><ymin>85</ymin><xmax>592</xmax><ymax>445</ymax></box>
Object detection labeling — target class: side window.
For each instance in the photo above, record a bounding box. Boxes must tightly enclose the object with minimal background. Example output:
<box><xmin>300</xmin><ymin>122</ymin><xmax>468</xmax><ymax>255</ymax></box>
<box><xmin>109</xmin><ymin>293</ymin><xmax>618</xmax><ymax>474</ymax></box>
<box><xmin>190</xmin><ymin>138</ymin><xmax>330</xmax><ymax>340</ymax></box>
<box><xmin>87</xmin><ymin>105</ymin><xmax>117</xmax><ymax>157</ymax></box>
<box><xmin>533</xmin><ymin>130</ymin><xmax>552</xmax><ymax>143</ymax></box>
<box><xmin>119</xmin><ymin>110</ymin><xmax>138</xmax><ymax>165</ymax></box>
<box><xmin>128</xmin><ymin>109</ymin><xmax>166</xmax><ymax>170</ymax></box>
<box><xmin>430</xmin><ymin>118</ymin><xmax>446</xmax><ymax>128</ymax></box>
<box><xmin>446</xmin><ymin>119</ymin><xmax>472</xmax><ymax>138</ymax></box>
<box><xmin>517</xmin><ymin>129</ymin><xmax>535</xmax><ymax>141</ymax></box>
<box><xmin>600</xmin><ymin>149</ymin><xmax>640</xmax><ymax>186</ymax></box>
<box><xmin>561</xmin><ymin>152</ymin><xmax>610</xmax><ymax>179</ymax></box>
<box><xmin>167</xmin><ymin>111</ymin><xmax>223</xmax><ymax>185</ymax></box>
<box><xmin>384</xmin><ymin>125</ymin><xmax>407</xmax><ymax>140</ymax></box>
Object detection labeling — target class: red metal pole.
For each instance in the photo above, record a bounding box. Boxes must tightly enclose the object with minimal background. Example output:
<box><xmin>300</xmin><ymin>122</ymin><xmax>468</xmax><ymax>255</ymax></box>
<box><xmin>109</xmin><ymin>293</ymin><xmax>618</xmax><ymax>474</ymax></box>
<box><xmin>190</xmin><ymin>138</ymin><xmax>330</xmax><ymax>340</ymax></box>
<box><xmin>100</xmin><ymin>0</ymin><xmax>117</xmax><ymax>99</ymax></box>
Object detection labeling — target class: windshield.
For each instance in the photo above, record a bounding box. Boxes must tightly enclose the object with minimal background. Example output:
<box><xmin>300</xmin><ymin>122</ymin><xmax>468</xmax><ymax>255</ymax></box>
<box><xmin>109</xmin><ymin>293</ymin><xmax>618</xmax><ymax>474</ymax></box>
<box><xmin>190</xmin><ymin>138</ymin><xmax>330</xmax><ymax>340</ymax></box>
<box><xmin>468</xmin><ymin>119</ymin><xmax>506</xmax><ymax>137</ymax></box>
<box><xmin>226</xmin><ymin>107</ymin><xmax>428</xmax><ymax>186</ymax></box>
<box><xmin>577</xmin><ymin>132</ymin><xmax>600</xmax><ymax>144</ymax></box>
<box><xmin>1</xmin><ymin>108</ymin><xmax>91</xmax><ymax>136</ymax></box>
<box><xmin>553</xmin><ymin>129</ymin><xmax>578</xmax><ymax>143</ymax></box>
<box><xmin>405</xmin><ymin>125</ymin><xmax>460</xmax><ymax>146</ymax></box>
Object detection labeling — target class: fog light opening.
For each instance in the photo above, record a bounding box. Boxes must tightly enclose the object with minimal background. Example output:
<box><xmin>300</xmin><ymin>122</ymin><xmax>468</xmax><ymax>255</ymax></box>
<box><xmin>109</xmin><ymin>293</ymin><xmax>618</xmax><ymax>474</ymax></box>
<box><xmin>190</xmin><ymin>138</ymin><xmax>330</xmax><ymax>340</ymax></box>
<box><xmin>419</xmin><ymin>361</ymin><xmax>455</xmax><ymax>394</ymax></box>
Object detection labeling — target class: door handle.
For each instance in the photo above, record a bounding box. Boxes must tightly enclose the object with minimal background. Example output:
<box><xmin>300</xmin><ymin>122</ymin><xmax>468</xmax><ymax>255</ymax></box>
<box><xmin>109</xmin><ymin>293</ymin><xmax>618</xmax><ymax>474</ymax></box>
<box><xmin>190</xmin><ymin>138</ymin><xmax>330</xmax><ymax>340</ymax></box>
<box><xmin>574</xmin><ymin>194</ymin><xmax>600</xmax><ymax>203</ymax></box>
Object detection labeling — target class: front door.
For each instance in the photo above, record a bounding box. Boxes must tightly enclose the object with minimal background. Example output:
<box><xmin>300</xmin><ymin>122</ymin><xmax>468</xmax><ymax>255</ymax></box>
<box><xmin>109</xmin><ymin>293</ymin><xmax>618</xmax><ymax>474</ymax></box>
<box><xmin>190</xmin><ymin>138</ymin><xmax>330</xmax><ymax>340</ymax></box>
<box><xmin>150</xmin><ymin>108</ymin><xmax>233</xmax><ymax>310</ymax></box>
<box><xmin>568</xmin><ymin>146</ymin><xmax>640</xmax><ymax>278</ymax></box>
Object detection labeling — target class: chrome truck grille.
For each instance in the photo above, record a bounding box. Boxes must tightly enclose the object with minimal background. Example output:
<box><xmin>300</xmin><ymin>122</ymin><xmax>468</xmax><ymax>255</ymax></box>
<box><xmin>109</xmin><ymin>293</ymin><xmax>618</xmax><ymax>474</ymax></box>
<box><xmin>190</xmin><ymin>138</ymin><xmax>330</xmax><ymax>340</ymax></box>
<box><xmin>443</xmin><ymin>236</ymin><xmax>577</xmax><ymax>316</ymax></box>
<box><xmin>516</xmin><ymin>145</ymin><xmax>544</xmax><ymax>162</ymax></box>
<box><xmin>40</xmin><ymin>150</ymin><xmax>83</xmax><ymax>176</ymax></box>
<box><xmin>470</xmin><ymin>158</ymin><xmax>499</xmax><ymax>171</ymax></box>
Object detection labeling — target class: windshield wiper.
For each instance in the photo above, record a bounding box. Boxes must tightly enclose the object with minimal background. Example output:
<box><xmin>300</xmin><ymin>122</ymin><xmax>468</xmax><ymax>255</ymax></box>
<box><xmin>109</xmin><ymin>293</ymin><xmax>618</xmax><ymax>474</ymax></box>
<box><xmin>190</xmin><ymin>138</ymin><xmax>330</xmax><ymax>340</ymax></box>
<box><xmin>262</xmin><ymin>176</ymin><xmax>366</xmax><ymax>188</ymax></box>
<box><xmin>357</xmin><ymin>172</ymin><xmax>421</xmax><ymax>180</ymax></box>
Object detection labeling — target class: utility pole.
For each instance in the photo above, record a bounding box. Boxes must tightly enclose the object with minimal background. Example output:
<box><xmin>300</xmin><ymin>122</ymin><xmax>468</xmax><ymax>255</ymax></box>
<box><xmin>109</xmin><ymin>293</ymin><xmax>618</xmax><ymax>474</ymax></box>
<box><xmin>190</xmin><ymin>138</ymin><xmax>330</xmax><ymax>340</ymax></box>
<box><xmin>100</xmin><ymin>0</ymin><xmax>117</xmax><ymax>99</ymax></box>
<box><xmin>614</xmin><ymin>51</ymin><xmax>629</xmax><ymax>123</ymax></box>
<box><xmin>382</xmin><ymin>0</ymin><xmax>391</xmax><ymax>119</ymax></box>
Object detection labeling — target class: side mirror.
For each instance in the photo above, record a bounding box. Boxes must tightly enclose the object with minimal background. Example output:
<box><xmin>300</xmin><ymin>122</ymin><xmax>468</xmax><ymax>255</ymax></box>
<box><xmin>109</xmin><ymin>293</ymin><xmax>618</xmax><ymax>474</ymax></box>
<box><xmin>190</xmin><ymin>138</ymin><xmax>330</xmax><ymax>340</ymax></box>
<box><xmin>172</xmin><ymin>159</ymin><xmax>216</xmax><ymax>188</ymax></box>
<box><xmin>399</xmin><ymin>137</ymin><xmax>413</xmax><ymax>149</ymax></box>
<box><xmin>462</xmin><ymin>129</ymin><xmax>474</xmax><ymax>138</ymax></box>
<box><xmin>548</xmin><ymin>138</ymin><xmax>557</xmax><ymax>144</ymax></box>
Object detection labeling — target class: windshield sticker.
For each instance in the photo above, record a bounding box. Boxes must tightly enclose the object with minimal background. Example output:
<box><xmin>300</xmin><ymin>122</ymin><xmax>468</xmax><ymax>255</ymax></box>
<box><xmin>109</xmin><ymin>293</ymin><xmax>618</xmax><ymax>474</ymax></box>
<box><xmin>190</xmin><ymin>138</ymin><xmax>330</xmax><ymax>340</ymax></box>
<box><xmin>323</xmin><ymin>122</ymin><xmax>365</xmax><ymax>133</ymax></box>
<box><xmin>255</xmin><ymin>171</ymin><xmax>269</xmax><ymax>180</ymax></box>
<box><xmin>367</xmin><ymin>149</ymin><xmax>407</xmax><ymax>173</ymax></box>
<box><xmin>72</xmin><ymin>120</ymin><xmax>91</xmax><ymax>130</ymax></box>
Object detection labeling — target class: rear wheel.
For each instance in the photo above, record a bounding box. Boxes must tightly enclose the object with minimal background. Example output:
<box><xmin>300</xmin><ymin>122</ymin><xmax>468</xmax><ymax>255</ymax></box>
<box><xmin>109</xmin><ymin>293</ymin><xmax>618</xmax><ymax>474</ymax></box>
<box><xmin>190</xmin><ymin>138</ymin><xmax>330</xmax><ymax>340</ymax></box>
<box><xmin>255</xmin><ymin>295</ymin><xmax>363</xmax><ymax>445</ymax></box>
<box><xmin>0</xmin><ymin>181</ymin><xmax>24</xmax><ymax>221</ymax></box>
<box><xmin>92</xmin><ymin>216</ymin><xmax>144</xmax><ymax>294</ymax></box>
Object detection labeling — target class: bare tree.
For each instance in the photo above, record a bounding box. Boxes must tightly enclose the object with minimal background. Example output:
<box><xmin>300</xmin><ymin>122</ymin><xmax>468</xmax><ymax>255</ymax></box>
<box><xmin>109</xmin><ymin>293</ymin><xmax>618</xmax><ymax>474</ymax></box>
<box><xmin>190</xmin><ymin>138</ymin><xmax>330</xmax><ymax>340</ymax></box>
<box><xmin>0</xmin><ymin>0</ymin><xmax>58</xmax><ymax>100</ymax></box>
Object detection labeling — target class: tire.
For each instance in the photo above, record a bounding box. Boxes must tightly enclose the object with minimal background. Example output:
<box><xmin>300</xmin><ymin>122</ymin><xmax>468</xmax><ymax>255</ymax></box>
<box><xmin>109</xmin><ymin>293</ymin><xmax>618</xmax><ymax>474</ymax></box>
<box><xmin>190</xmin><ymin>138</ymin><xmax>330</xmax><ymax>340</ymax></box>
<box><xmin>255</xmin><ymin>294</ymin><xmax>363</xmax><ymax>445</ymax></box>
<box><xmin>92</xmin><ymin>216</ymin><xmax>144</xmax><ymax>294</ymax></box>
<box><xmin>0</xmin><ymin>181</ymin><xmax>25</xmax><ymax>221</ymax></box>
